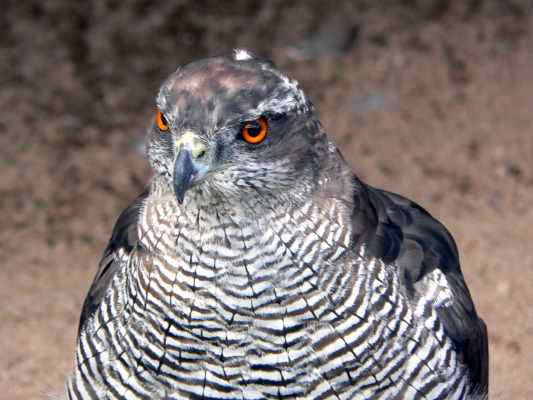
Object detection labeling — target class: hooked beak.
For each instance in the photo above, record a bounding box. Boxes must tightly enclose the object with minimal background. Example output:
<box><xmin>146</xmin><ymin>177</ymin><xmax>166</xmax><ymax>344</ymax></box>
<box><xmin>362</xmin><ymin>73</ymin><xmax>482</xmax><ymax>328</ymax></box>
<box><xmin>173</xmin><ymin>131</ymin><xmax>208</xmax><ymax>204</ymax></box>
<box><xmin>173</xmin><ymin>148</ymin><xmax>196</xmax><ymax>204</ymax></box>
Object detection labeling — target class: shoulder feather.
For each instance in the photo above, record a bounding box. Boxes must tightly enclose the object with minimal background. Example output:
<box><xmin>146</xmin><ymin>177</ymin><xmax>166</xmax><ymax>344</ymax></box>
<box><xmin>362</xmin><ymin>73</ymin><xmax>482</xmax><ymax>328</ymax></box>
<box><xmin>78</xmin><ymin>190</ymin><xmax>148</xmax><ymax>333</ymax></box>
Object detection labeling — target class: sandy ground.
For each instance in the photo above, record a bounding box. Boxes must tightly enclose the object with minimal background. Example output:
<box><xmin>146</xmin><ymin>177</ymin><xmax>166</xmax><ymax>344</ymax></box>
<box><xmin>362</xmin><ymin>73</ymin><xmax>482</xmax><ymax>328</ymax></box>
<box><xmin>1</xmin><ymin>2</ymin><xmax>532</xmax><ymax>399</ymax></box>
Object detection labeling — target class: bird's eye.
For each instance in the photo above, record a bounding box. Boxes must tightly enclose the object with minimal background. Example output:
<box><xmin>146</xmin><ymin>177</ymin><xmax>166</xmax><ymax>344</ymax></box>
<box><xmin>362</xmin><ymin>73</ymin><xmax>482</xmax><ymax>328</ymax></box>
<box><xmin>156</xmin><ymin>111</ymin><xmax>170</xmax><ymax>132</ymax></box>
<box><xmin>241</xmin><ymin>117</ymin><xmax>268</xmax><ymax>144</ymax></box>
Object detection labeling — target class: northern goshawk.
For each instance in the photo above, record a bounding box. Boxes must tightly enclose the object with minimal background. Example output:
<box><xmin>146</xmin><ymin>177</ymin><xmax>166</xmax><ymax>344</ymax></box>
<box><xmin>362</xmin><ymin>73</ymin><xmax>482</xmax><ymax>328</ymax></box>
<box><xmin>66</xmin><ymin>50</ymin><xmax>488</xmax><ymax>399</ymax></box>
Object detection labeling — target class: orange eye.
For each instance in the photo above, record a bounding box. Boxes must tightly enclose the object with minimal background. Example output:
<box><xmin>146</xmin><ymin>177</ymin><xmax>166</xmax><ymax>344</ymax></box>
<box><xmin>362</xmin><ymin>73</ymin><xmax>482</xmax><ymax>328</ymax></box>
<box><xmin>241</xmin><ymin>117</ymin><xmax>268</xmax><ymax>144</ymax></box>
<box><xmin>156</xmin><ymin>110</ymin><xmax>170</xmax><ymax>132</ymax></box>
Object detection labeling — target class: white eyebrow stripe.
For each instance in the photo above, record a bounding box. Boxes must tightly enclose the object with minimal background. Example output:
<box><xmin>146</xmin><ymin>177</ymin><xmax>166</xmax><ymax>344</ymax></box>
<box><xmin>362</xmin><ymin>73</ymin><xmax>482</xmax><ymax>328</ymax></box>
<box><xmin>256</xmin><ymin>95</ymin><xmax>300</xmax><ymax>115</ymax></box>
<box><xmin>156</xmin><ymin>86</ymin><xmax>170</xmax><ymax>111</ymax></box>
<box><xmin>257</xmin><ymin>63</ymin><xmax>310</xmax><ymax>114</ymax></box>
<box><xmin>255</xmin><ymin>82</ymin><xmax>309</xmax><ymax>115</ymax></box>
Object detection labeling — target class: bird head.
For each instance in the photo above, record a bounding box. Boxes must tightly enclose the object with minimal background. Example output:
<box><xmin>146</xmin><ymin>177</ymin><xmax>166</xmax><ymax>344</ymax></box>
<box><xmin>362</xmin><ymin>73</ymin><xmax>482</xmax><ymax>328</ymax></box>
<box><xmin>147</xmin><ymin>49</ymin><xmax>342</xmax><ymax>210</ymax></box>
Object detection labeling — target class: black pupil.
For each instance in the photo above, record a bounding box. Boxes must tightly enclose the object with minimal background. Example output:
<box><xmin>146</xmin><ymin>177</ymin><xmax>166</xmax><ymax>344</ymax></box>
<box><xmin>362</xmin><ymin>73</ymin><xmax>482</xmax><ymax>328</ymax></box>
<box><xmin>246</xmin><ymin>122</ymin><xmax>261</xmax><ymax>137</ymax></box>
<box><xmin>161</xmin><ymin>114</ymin><xmax>168</xmax><ymax>126</ymax></box>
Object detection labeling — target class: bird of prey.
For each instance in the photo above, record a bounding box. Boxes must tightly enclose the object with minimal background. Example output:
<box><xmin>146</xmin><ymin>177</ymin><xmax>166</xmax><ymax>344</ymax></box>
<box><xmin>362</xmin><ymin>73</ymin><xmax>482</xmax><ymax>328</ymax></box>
<box><xmin>66</xmin><ymin>49</ymin><xmax>488</xmax><ymax>399</ymax></box>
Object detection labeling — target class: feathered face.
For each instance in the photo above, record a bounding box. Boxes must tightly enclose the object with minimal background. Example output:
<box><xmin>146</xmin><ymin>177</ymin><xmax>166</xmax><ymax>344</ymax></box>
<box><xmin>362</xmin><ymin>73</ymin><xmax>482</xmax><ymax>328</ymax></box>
<box><xmin>147</xmin><ymin>50</ymin><xmax>329</xmax><ymax>208</ymax></box>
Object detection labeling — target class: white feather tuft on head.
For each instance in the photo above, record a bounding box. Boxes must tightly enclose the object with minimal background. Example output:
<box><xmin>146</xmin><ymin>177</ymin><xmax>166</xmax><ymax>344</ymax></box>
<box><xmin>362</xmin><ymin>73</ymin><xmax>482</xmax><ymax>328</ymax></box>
<box><xmin>233</xmin><ymin>48</ymin><xmax>254</xmax><ymax>61</ymax></box>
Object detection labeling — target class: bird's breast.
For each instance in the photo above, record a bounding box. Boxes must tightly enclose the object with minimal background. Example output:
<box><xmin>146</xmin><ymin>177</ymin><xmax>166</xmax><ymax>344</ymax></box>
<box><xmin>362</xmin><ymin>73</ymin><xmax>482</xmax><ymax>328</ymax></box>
<box><xmin>99</xmin><ymin>195</ymin><xmax>467</xmax><ymax>398</ymax></box>
<box><xmin>124</xmin><ymin>195</ymin><xmax>386</xmax><ymax>396</ymax></box>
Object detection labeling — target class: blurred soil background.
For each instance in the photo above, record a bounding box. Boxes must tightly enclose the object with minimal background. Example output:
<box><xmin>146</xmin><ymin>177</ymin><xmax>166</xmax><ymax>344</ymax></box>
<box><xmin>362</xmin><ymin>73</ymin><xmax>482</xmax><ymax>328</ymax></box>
<box><xmin>1</xmin><ymin>1</ymin><xmax>533</xmax><ymax>398</ymax></box>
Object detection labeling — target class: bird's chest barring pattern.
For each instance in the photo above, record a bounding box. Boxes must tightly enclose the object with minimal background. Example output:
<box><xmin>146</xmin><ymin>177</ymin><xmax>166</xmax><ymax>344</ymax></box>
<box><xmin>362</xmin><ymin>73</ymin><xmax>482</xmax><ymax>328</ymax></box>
<box><xmin>68</xmin><ymin>197</ymin><xmax>470</xmax><ymax>400</ymax></box>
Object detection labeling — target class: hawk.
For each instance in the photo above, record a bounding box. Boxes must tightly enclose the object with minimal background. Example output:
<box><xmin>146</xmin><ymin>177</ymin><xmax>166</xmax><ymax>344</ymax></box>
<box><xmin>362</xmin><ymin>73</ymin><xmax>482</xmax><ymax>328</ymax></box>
<box><xmin>66</xmin><ymin>49</ymin><xmax>488</xmax><ymax>399</ymax></box>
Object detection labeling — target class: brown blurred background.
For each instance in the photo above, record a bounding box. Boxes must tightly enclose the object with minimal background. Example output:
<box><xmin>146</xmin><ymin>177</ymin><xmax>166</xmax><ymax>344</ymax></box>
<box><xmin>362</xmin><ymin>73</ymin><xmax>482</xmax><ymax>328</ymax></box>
<box><xmin>1</xmin><ymin>1</ymin><xmax>532</xmax><ymax>399</ymax></box>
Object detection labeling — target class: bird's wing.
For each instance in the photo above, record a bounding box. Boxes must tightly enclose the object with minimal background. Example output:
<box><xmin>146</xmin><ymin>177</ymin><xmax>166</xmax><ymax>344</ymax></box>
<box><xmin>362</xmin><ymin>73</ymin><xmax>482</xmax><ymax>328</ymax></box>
<box><xmin>78</xmin><ymin>190</ymin><xmax>149</xmax><ymax>334</ymax></box>
<box><xmin>356</xmin><ymin>182</ymin><xmax>488</xmax><ymax>394</ymax></box>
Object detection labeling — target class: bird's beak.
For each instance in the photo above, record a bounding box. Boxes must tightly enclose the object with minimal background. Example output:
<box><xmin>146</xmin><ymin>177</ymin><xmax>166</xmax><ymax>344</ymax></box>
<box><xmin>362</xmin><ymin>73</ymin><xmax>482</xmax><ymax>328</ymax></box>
<box><xmin>173</xmin><ymin>131</ymin><xmax>208</xmax><ymax>204</ymax></box>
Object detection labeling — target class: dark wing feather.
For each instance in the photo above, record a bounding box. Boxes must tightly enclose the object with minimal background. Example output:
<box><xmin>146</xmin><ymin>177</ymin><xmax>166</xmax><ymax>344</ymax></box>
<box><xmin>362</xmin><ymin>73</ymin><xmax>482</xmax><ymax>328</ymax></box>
<box><xmin>356</xmin><ymin>180</ymin><xmax>488</xmax><ymax>395</ymax></box>
<box><xmin>78</xmin><ymin>190</ymin><xmax>148</xmax><ymax>334</ymax></box>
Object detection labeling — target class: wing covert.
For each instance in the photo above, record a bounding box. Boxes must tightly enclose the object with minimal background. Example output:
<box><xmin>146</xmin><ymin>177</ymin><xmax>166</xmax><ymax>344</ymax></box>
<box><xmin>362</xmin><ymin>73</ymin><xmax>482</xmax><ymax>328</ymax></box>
<box><xmin>78</xmin><ymin>190</ymin><xmax>148</xmax><ymax>333</ymax></box>
<box><xmin>357</xmin><ymin>181</ymin><xmax>488</xmax><ymax>395</ymax></box>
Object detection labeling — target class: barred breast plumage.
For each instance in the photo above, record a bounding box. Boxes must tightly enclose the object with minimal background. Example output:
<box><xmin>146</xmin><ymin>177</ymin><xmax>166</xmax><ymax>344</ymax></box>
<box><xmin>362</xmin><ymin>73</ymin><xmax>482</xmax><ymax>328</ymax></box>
<box><xmin>66</xmin><ymin>49</ymin><xmax>488</xmax><ymax>399</ymax></box>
